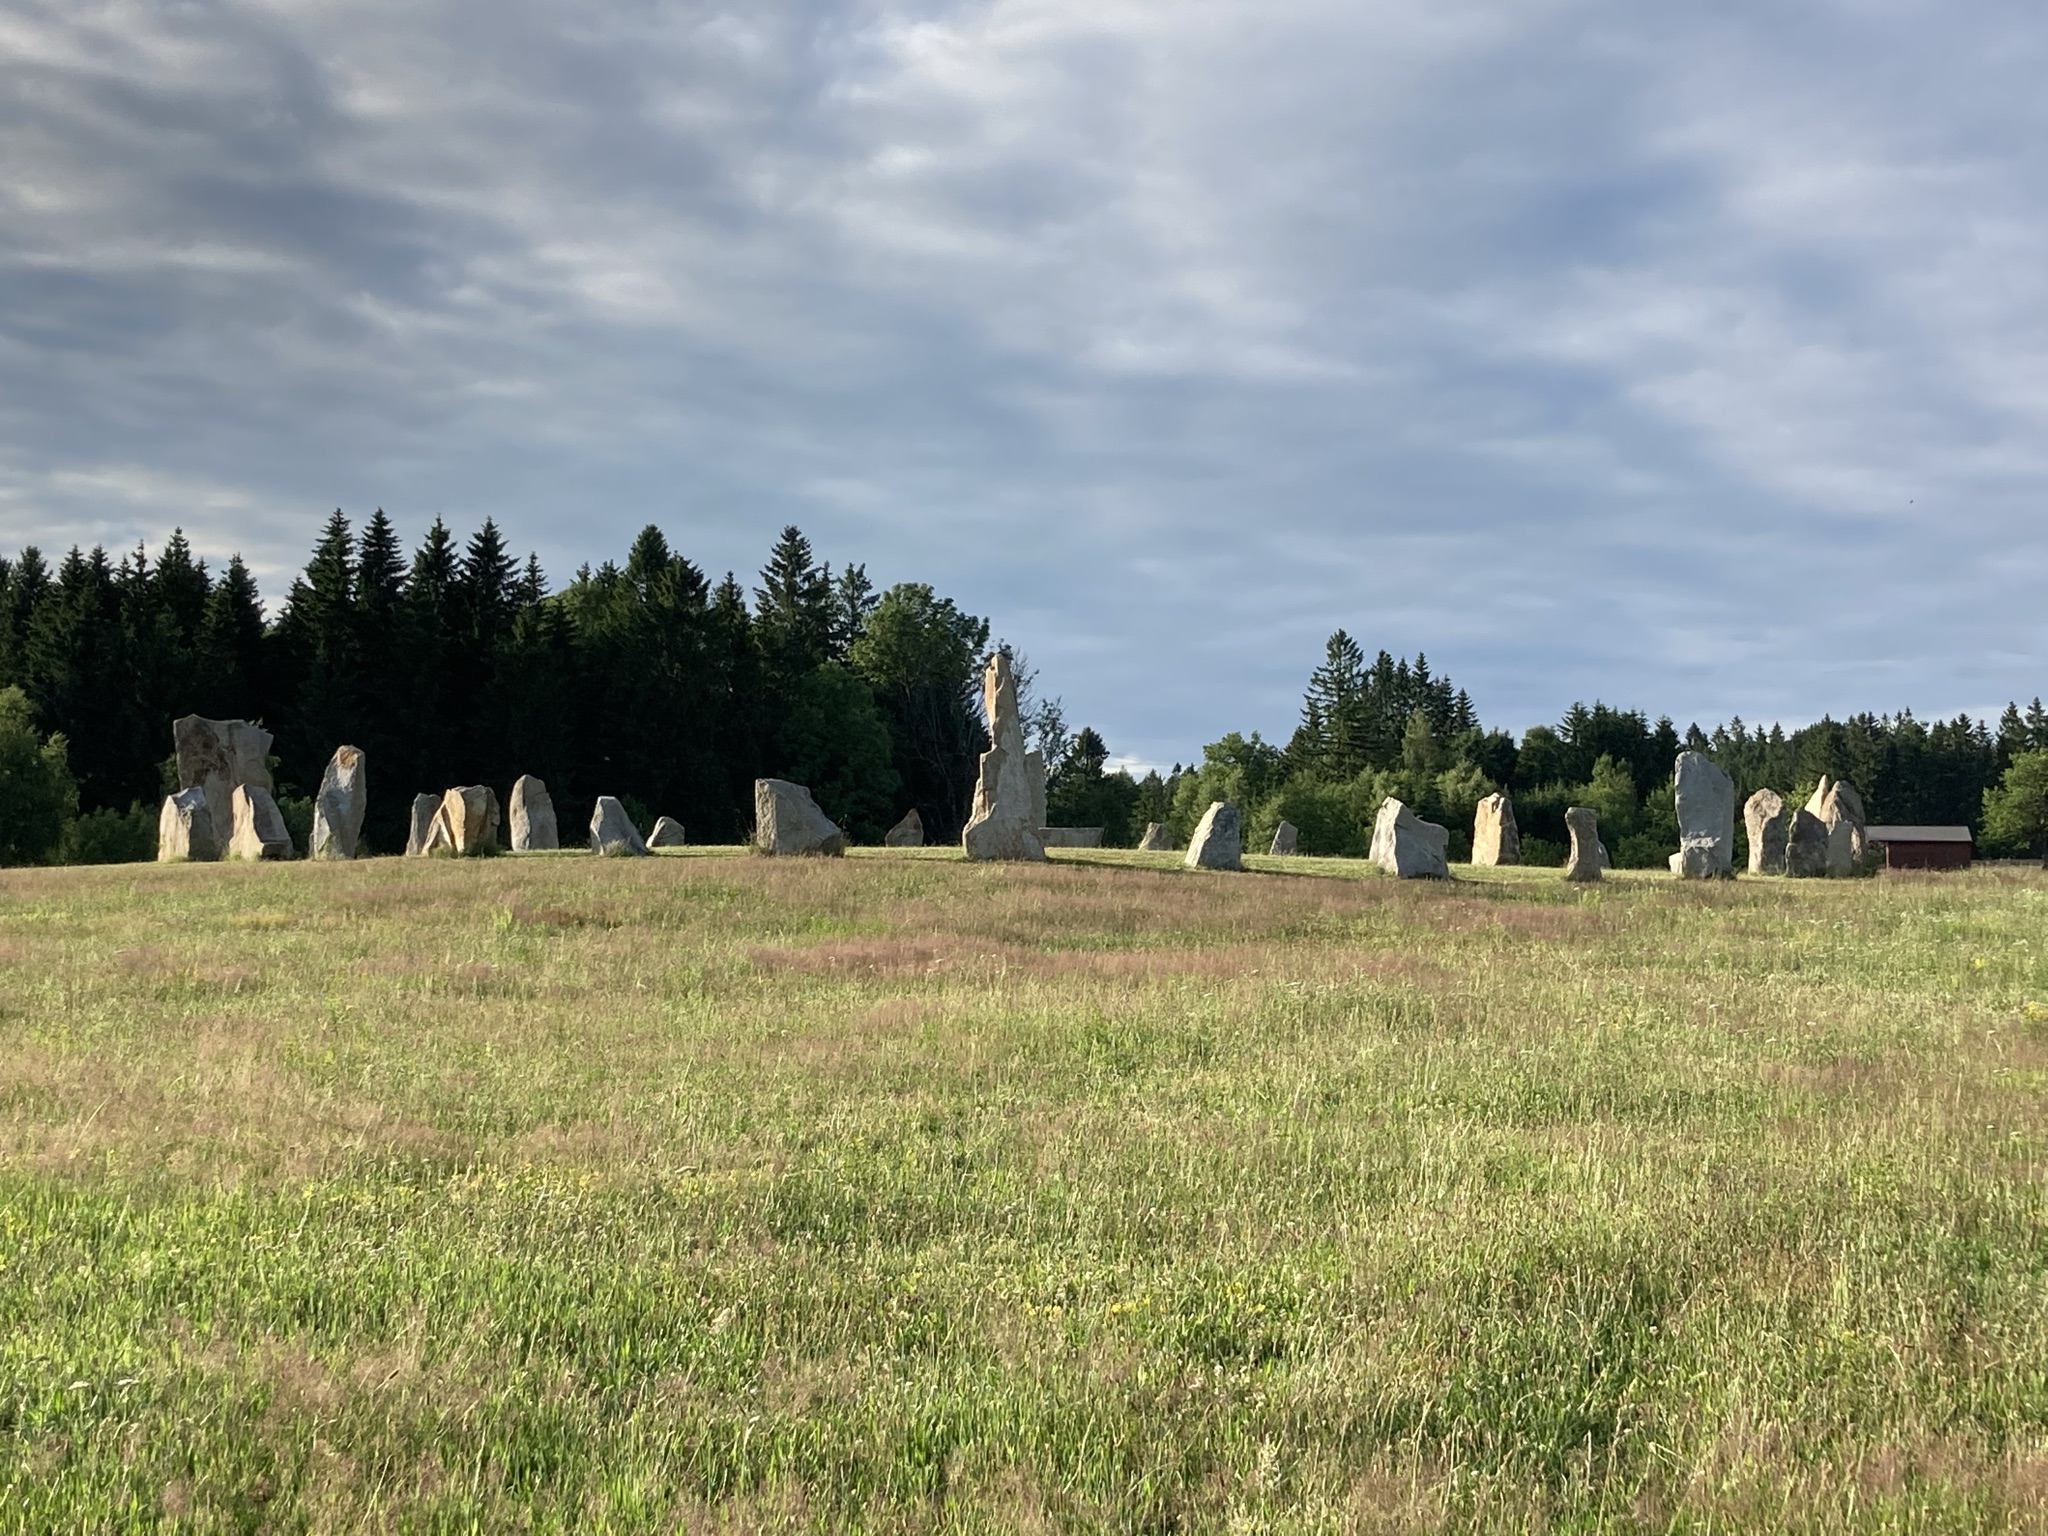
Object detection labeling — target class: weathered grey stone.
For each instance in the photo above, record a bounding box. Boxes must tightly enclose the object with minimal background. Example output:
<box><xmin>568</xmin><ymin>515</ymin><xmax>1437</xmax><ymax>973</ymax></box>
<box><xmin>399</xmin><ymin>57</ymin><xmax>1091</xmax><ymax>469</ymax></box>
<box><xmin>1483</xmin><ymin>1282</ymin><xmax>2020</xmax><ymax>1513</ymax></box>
<box><xmin>1670</xmin><ymin>751</ymin><xmax>1735</xmax><ymax>878</ymax></box>
<box><xmin>589</xmin><ymin>796</ymin><xmax>650</xmax><ymax>856</ymax></box>
<box><xmin>1039</xmin><ymin>827</ymin><xmax>1104</xmax><ymax>848</ymax></box>
<box><xmin>173</xmin><ymin>714</ymin><xmax>274</xmax><ymax>842</ymax></box>
<box><xmin>1184</xmin><ymin>802</ymin><xmax>1244</xmax><ymax>870</ymax></box>
<box><xmin>432</xmin><ymin>786</ymin><xmax>500</xmax><ymax>857</ymax></box>
<box><xmin>1744</xmin><ymin>789</ymin><xmax>1787</xmax><ymax>875</ymax></box>
<box><xmin>508</xmin><ymin>775</ymin><xmax>559</xmax><ymax>852</ymax></box>
<box><xmin>1471</xmin><ymin>792</ymin><xmax>1519</xmax><ymax>866</ymax></box>
<box><xmin>309</xmin><ymin>745</ymin><xmax>367</xmax><ymax>860</ymax></box>
<box><xmin>1269</xmin><ymin>820</ymin><xmax>1298</xmax><ymax>856</ymax></box>
<box><xmin>1371</xmin><ymin>798</ymin><xmax>1450</xmax><ymax>878</ymax></box>
<box><xmin>962</xmin><ymin>653</ymin><xmax>1046</xmax><ymax>861</ymax></box>
<box><xmin>1565</xmin><ymin>806</ymin><xmax>1602</xmax><ymax>881</ymax></box>
<box><xmin>405</xmin><ymin>793</ymin><xmax>442</xmax><ymax>856</ymax></box>
<box><xmin>227</xmin><ymin>783</ymin><xmax>293</xmax><ymax>861</ymax></box>
<box><xmin>157</xmin><ymin>787</ymin><xmax>218</xmax><ymax>862</ymax></box>
<box><xmin>1137</xmin><ymin>822</ymin><xmax>1174</xmax><ymax>852</ymax></box>
<box><xmin>1807</xmin><ymin>776</ymin><xmax>1867</xmax><ymax>873</ymax></box>
<box><xmin>648</xmin><ymin>816</ymin><xmax>687</xmax><ymax>848</ymax></box>
<box><xmin>1786</xmin><ymin>808</ymin><xmax>1830</xmax><ymax>877</ymax></box>
<box><xmin>884</xmin><ymin>809</ymin><xmax>924</xmax><ymax>847</ymax></box>
<box><xmin>754</xmin><ymin>779</ymin><xmax>845</xmax><ymax>857</ymax></box>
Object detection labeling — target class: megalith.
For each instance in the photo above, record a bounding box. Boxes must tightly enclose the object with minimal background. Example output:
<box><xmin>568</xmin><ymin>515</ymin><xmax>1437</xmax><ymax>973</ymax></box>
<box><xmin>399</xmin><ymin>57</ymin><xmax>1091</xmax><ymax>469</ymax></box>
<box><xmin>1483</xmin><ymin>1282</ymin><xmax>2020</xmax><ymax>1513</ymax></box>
<box><xmin>961</xmin><ymin>652</ymin><xmax>1046</xmax><ymax>862</ymax></box>
<box><xmin>309</xmin><ymin>745</ymin><xmax>367</xmax><ymax>860</ymax></box>
<box><xmin>590</xmin><ymin>796</ymin><xmax>650</xmax><ymax>857</ymax></box>
<box><xmin>1669</xmin><ymin>751</ymin><xmax>1735</xmax><ymax>878</ymax></box>
<box><xmin>1807</xmin><ymin>777</ymin><xmax>1867</xmax><ymax>874</ymax></box>
<box><xmin>509</xmin><ymin>775</ymin><xmax>559</xmax><ymax>852</ymax></box>
<box><xmin>157</xmin><ymin>787</ymin><xmax>218</xmax><ymax>862</ymax></box>
<box><xmin>754</xmin><ymin>779</ymin><xmax>845</xmax><ymax>856</ymax></box>
<box><xmin>1371</xmin><ymin>798</ymin><xmax>1450</xmax><ymax>879</ymax></box>
<box><xmin>433</xmin><ymin>786</ymin><xmax>500</xmax><ymax>857</ymax></box>
<box><xmin>1183</xmin><ymin>802</ymin><xmax>1243</xmax><ymax>870</ymax></box>
<box><xmin>173</xmin><ymin>715</ymin><xmax>274</xmax><ymax>843</ymax></box>
<box><xmin>1269</xmin><ymin>820</ymin><xmax>1298</xmax><ymax>856</ymax></box>
<box><xmin>227</xmin><ymin>784</ymin><xmax>293</xmax><ymax>861</ymax></box>
<box><xmin>1471</xmin><ymin>792</ymin><xmax>1520</xmax><ymax>866</ymax></box>
<box><xmin>1138</xmin><ymin>822</ymin><xmax>1174</xmax><ymax>852</ymax></box>
<box><xmin>1786</xmin><ymin>808</ymin><xmax>1830</xmax><ymax>877</ymax></box>
<box><xmin>405</xmin><ymin>793</ymin><xmax>442</xmax><ymax>856</ymax></box>
<box><xmin>648</xmin><ymin>816</ymin><xmax>687</xmax><ymax>848</ymax></box>
<box><xmin>1744</xmin><ymin>789</ymin><xmax>1787</xmax><ymax>875</ymax></box>
<box><xmin>884</xmin><ymin>809</ymin><xmax>924</xmax><ymax>847</ymax></box>
<box><xmin>1564</xmin><ymin>806</ymin><xmax>1602</xmax><ymax>882</ymax></box>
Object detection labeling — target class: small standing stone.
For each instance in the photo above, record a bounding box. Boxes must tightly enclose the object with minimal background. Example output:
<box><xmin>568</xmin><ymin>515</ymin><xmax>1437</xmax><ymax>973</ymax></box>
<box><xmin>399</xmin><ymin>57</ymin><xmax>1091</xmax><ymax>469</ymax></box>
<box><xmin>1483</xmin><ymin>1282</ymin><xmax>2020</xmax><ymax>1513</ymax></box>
<box><xmin>1183</xmin><ymin>802</ymin><xmax>1243</xmax><ymax>871</ymax></box>
<box><xmin>157</xmin><ymin>787</ymin><xmax>219</xmax><ymax>862</ymax></box>
<box><xmin>1471</xmin><ymin>792</ymin><xmax>1519</xmax><ymax>866</ymax></box>
<box><xmin>405</xmin><ymin>793</ymin><xmax>442</xmax><ymax>856</ymax></box>
<box><xmin>228</xmin><ymin>784</ymin><xmax>294</xmax><ymax>861</ymax></box>
<box><xmin>1138</xmin><ymin>822</ymin><xmax>1174</xmax><ymax>852</ymax></box>
<box><xmin>1564</xmin><ymin>806</ymin><xmax>1602</xmax><ymax>882</ymax></box>
<box><xmin>309</xmin><ymin>745</ymin><xmax>367</xmax><ymax>860</ymax></box>
<box><xmin>1269</xmin><ymin>820</ymin><xmax>1298</xmax><ymax>856</ymax></box>
<box><xmin>1786</xmin><ymin>808</ymin><xmax>1830</xmax><ymax>877</ymax></box>
<box><xmin>1371</xmin><ymin>798</ymin><xmax>1450</xmax><ymax>878</ymax></box>
<box><xmin>589</xmin><ymin>796</ymin><xmax>650</xmax><ymax>857</ymax></box>
<box><xmin>884</xmin><ymin>809</ymin><xmax>924</xmax><ymax>847</ymax></box>
<box><xmin>1744</xmin><ymin>789</ymin><xmax>1787</xmax><ymax>875</ymax></box>
<box><xmin>509</xmin><ymin>775</ymin><xmax>559</xmax><ymax>852</ymax></box>
<box><xmin>648</xmin><ymin>816</ymin><xmax>687</xmax><ymax>848</ymax></box>
<box><xmin>754</xmin><ymin>779</ymin><xmax>846</xmax><ymax>857</ymax></box>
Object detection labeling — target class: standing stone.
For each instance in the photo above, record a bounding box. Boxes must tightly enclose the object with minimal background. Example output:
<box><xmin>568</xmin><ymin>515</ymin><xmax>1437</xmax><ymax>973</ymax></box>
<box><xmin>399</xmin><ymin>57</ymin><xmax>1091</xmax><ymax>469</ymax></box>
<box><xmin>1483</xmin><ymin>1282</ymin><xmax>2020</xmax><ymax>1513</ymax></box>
<box><xmin>173</xmin><ymin>715</ymin><xmax>275</xmax><ymax>843</ymax></box>
<box><xmin>1138</xmin><ymin>822</ymin><xmax>1174</xmax><ymax>852</ymax></box>
<box><xmin>648</xmin><ymin>816</ymin><xmax>687</xmax><ymax>848</ymax></box>
<box><xmin>1184</xmin><ymin>802</ymin><xmax>1243</xmax><ymax>871</ymax></box>
<box><xmin>309</xmin><ymin>745</ymin><xmax>367</xmax><ymax>860</ymax></box>
<box><xmin>1669</xmin><ymin>751</ymin><xmax>1735</xmax><ymax>878</ymax></box>
<box><xmin>1744</xmin><ymin>789</ymin><xmax>1787</xmax><ymax>875</ymax></box>
<box><xmin>962</xmin><ymin>653</ymin><xmax>1046</xmax><ymax>862</ymax></box>
<box><xmin>508</xmin><ymin>775</ymin><xmax>559</xmax><ymax>852</ymax></box>
<box><xmin>1564</xmin><ymin>806</ymin><xmax>1602</xmax><ymax>882</ymax></box>
<box><xmin>1371</xmin><ymin>798</ymin><xmax>1450</xmax><ymax>878</ymax></box>
<box><xmin>434</xmin><ymin>786</ymin><xmax>500</xmax><ymax>857</ymax></box>
<box><xmin>1269</xmin><ymin>820</ymin><xmax>1298</xmax><ymax>856</ymax></box>
<box><xmin>754</xmin><ymin>779</ymin><xmax>845</xmax><ymax>857</ymax></box>
<box><xmin>590</xmin><ymin>796</ymin><xmax>650</xmax><ymax>857</ymax></box>
<box><xmin>227</xmin><ymin>784</ymin><xmax>293</xmax><ymax>861</ymax></box>
<box><xmin>1807</xmin><ymin>777</ymin><xmax>1867</xmax><ymax>874</ymax></box>
<box><xmin>405</xmin><ymin>793</ymin><xmax>442</xmax><ymax>856</ymax></box>
<box><xmin>1471</xmin><ymin>793</ymin><xmax>1520</xmax><ymax>866</ymax></box>
<box><xmin>884</xmin><ymin>809</ymin><xmax>924</xmax><ymax>847</ymax></box>
<box><xmin>1786</xmin><ymin>808</ymin><xmax>1830</xmax><ymax>877</ymax></box>
<box><xmin>157</xmin><ymin>787</ymin><xmax>219</xmax><ymax>862</ymax></box>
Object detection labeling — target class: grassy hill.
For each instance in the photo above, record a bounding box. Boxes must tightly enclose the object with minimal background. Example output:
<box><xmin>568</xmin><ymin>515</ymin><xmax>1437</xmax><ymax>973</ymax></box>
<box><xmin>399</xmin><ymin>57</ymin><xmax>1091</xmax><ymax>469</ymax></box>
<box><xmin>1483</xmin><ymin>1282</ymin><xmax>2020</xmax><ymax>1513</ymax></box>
<box><xmin>4</xmin><ymin>850</ymin><xmax>2046</xmax><ymax>1530</ymax></box>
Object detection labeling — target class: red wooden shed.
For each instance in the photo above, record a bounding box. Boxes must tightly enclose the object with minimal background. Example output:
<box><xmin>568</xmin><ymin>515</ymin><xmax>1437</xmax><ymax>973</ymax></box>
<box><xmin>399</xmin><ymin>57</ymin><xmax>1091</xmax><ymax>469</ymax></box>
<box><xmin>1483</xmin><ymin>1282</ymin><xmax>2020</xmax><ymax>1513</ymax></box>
<box><xmin>1865</xmin><ymin>825</ymin><xmax>1972</xmax><ymax>871</ymax></box>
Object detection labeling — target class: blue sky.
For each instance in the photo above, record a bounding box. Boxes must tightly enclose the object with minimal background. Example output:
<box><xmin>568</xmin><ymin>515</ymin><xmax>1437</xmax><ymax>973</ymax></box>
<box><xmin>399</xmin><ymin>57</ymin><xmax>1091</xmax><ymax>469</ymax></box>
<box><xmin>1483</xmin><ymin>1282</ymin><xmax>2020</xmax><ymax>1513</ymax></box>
<box><xmin>2</xmin><ymin>0</ymin><xmax>2043</xmax><ymax>768</ymax></box>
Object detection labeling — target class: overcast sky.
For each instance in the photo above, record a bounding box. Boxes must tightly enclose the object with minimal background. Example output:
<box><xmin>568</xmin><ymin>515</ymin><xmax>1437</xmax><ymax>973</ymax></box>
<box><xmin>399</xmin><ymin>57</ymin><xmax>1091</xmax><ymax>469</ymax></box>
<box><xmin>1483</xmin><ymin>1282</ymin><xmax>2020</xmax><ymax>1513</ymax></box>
<box><xmin>2</xmin><ymin>0</ymin><xmax>2043</xmax><ymax>766</ymax></box>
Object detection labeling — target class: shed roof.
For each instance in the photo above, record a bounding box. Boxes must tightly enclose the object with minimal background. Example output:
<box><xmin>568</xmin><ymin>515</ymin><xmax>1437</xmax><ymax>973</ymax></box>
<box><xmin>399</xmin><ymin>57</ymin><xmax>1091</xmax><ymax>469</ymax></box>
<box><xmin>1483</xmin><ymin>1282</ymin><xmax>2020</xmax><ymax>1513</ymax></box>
<box><xmin>1865</xmin><ymin>825</ymin><xmax>1972</xmax><ymax>843</ymax></box>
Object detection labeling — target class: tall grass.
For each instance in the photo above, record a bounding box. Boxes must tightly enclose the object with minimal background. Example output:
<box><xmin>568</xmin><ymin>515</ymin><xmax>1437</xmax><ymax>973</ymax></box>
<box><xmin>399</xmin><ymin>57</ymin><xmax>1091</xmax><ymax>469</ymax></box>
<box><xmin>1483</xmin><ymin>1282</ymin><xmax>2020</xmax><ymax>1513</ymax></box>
<box><xmin>3</xmin><ymin>849</ymin><xmax>2047</xmax><ymax>1530</ymax></box>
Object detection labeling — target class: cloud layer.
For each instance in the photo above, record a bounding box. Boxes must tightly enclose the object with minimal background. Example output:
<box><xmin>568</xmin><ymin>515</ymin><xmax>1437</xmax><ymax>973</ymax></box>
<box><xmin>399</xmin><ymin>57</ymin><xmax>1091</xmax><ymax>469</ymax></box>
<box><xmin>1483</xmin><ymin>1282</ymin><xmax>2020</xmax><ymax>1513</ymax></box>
<box><xmin>2</xmin><ymin>0</ymin><xmax>2043</xmax><ymax>760</ymax></box>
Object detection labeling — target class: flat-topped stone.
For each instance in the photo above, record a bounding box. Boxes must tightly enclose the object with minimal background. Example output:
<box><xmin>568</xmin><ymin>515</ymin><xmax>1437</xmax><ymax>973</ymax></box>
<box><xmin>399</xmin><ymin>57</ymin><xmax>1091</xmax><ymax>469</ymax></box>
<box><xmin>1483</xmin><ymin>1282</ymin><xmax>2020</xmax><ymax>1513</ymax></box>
<box><xmin>1471</xmin><ymin>792</ymin><xmax>1519</xmax><ymax>866</ymax></box>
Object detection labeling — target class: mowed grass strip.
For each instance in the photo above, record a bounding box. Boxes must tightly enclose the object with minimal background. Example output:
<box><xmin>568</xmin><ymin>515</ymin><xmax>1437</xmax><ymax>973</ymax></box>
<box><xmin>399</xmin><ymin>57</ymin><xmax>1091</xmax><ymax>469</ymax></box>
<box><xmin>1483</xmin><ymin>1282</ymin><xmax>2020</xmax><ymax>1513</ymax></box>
<box><xmin>3</xmin><ymin>852</ymin><xmax>2047</xmax><ymax>1531</ymax></box>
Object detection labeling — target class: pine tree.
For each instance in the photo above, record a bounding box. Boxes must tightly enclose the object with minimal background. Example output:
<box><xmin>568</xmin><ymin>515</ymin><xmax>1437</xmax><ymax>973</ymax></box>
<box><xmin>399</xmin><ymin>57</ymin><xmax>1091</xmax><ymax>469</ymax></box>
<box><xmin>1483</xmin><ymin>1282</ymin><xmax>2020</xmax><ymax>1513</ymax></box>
<box><xmin>831</xmin><ymin>563</ymin><xmax>877</xmax><ymax>659</ymax></box>
<box><xmin>754</xmin><ymin>526</ymin><xmax>833</xmax><ymax>678</ymax></box>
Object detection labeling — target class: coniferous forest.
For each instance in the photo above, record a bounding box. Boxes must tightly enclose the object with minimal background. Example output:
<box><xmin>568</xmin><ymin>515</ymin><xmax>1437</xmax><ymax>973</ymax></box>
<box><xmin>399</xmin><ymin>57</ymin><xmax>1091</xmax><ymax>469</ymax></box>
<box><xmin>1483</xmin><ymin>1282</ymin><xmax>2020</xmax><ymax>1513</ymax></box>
<box><xmin>1</xmin><ymin>516</ymin><xmax>2045</xmax><ymax>864</ymax></box>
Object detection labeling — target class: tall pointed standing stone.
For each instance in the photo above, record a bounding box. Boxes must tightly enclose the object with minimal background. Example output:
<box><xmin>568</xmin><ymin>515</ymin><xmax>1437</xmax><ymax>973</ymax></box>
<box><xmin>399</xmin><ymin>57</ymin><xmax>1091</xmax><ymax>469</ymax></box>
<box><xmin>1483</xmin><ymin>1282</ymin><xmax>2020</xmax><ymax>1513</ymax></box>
<box><xmin>1471</xmin><ymin>793</ymin><xmax>1519</xmax><ymax>866</ymax></box>
<box><xmin>962</xmin><ymin>652</ymin><xmax>1046</xmax><ymax>862</ymax></box>
<box><xmin>309</xmin><ymin>746</ymin><xmax>367</xmax><ymax>860</ymax></box>
<box><xmin>509</xmin><ymin>775</ymin><xmax>559</xmax><ymax>851</ymax></box>
<box><xmin>1744</xmin><ymin>789</ymin><xmax>1787</xmax><ymax>875</ymax></box>
<box><xmin>405</xmin><ymin>793</ymin><xmax>442</xmax><ymax>856</ymax></box>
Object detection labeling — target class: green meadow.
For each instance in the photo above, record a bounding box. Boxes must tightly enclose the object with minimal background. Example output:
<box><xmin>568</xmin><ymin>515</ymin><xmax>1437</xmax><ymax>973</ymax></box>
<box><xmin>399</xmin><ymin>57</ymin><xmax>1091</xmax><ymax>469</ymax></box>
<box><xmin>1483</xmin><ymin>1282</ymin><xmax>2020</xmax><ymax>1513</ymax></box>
<box><xmin>3</xmin><ymin>850</ymin><xmax>2047</xmax><ymax>1532</ymax></box>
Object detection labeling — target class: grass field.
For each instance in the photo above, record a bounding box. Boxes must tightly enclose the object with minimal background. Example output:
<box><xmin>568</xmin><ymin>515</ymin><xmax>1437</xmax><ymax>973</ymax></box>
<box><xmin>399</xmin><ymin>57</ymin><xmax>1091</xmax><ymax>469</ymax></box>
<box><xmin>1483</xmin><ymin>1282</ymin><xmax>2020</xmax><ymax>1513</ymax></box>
<box><xmin>3</xmin><ymin>848</ymin><xmax>2047</xmax><ymax>1532</ymax></box>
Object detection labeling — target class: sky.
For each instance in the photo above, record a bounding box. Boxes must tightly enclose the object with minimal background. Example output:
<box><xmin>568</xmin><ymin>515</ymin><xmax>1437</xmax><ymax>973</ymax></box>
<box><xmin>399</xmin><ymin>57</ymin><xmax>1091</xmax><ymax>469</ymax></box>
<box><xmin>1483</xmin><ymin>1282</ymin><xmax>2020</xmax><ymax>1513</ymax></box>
<box><xmin>2</xmin><ymin>0</ymin><xmax>2043</xmax><ymax>769</ymax></box>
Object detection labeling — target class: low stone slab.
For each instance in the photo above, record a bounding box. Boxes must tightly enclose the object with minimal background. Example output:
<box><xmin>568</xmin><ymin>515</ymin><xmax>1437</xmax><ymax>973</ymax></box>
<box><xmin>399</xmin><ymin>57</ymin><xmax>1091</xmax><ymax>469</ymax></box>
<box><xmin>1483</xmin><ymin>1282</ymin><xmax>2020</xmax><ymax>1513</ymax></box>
<box><xmin>1745</xmin><ymin>789</ymin><xmax>1787</xmax><ymax>875</ymax></box>
<box><xmin>1184</xmin><ymin>802</ymin><xmax>1243</xmax><ymax>870</ymax></box>
<box><xmin>590</xmin><ymin>796</ymin><xmax>649</xmax><ymax>857</ymax></box>
<box><xmin>754</xmin><ymin>779</ymin><xmax>845</xmax><ymax>856</ymax></box>
<box><xmin>1137</xmin><ymin>822</ymin><xmax>1174</xmax><ymax>852</ymax></box>
<box><xmin>228</xmin><ymin>784</ymin><xmax>293</xmax><ymax>861</ymax></box>
<box><xmin>1564</xmin><ymin>806</ymin><xmax>1601</xmax><ymax>881</ymax></box>
<box><xmin>157</xmin><ymin>787</ymin><xmax>218</xmax><ymax>862</ymax></box>
<box><xmin>884</xmin><ymin>809</ymin><xmax>924</xmax><ymax>847</ymax></box>
<box><xmin>1039</xmin><ymin>827</ymin><xmax>1104</xmax><ymax>848</ymax></box>
<box><xmin>1472</xmin><ymin>792</ymin><xmax>1519</xmax><ymax>866</ymax></box>
<box><xmin>310</xmin><ymin>745</ymin><xmax>367</xmax><ymax>860</ymax></box>
<box><xmin>509</xmin><ymin>775</ymin><xmax>559</xmax><ymax>852</ymax></box>
<box><xmin>648</xmin><ymin>816</ymin><xmax>687</xmax><ymax>848</ymax></box>
<box><xmin>1371</xmin><ymin>798</ymin><xmax>1449</xmax><ymax>878</ymax></box>
<box><xmin>405</xmin><ymin>793</ymin><xmax>442</xmax><ymax>856</ymax></box>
